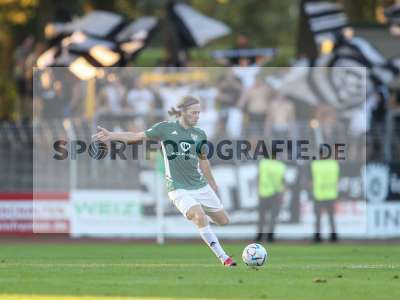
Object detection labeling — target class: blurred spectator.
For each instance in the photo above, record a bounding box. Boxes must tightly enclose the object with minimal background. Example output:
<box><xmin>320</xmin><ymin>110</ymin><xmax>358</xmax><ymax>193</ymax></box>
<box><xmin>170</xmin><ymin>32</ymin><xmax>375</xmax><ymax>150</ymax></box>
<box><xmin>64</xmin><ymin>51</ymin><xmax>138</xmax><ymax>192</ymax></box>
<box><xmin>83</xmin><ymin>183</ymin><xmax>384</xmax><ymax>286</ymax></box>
<box><xmin>216</xmin><ymin>69</ymin><xmax>243</xmax><ymax>138</ymax></box>
<box><xmin>197</xmin><ymin>98</ymin><xmax>218</xmax><ymax>141</ymax></box>
<box><xmin>315</xmin><ymin>104</ymin><xmax>341</xmax><ymax>141</ymax></box>
<box><xmin>314</xmin><ymin>104</ymin><xmax>349</xmax><ymax>157</ymax></box>
<box><xmin>159</xmin><ymin>82</ymin><xmax>191</xmax><ymax>118</ymax></box>
<box><xmin>190</xmin><ymin>81</ymin><xmax>218</xmax><ymax>140</ymax></box>
<box><xmin>232</xmin><ymin>67</ymin><xmax>259</xmax><ymax>89</ymax></box>
<box><xmin>266</xmin><ymin>92</ymin><xmax>296</xmax><ymax>140</ymax></box>
<box><xmin>190</xmin><ymin>81</ymin><xmax>218</xmax><ymax>114</ymax></box>
<box><xmin>229</xmin><ymin>34</ymin><xmax>256</xmax><ymax>65</ymax></box>
<box><xmin>34</xmin><ymin>69</ymin><xmax>64</xmax><ymax>119</ymax></box>
<box><xmin>97</xmin><ymin>74</ymin><xmax>127</xmax><ymax>114</ymax></box>
<box><xmin>126</xmin><ymin>78</ymin><xmax>155</xmax><ymax>127</ymax></box>
<box><xmin>232</xmin><ymin>53</ymin><xmax>271</xmax><ymax>89</ymax></box>
<box><xmin>34</xmin><ymin>69</ymin><xmax>83</xmax><ymax>120</ymax></box>
<box><xmin>238</xmin><ymin>74</ymin><xmax>272</xmax><ymax>137</ymax></box>
<box><xmin>65</xmin><ymin>77</ymin><xmax>84</xmax><ymax>118</ymax></box>
<box><xmin>232</xmin><ymin>57</ymin><xmax>261</xmax><ymax>88</ymax></box>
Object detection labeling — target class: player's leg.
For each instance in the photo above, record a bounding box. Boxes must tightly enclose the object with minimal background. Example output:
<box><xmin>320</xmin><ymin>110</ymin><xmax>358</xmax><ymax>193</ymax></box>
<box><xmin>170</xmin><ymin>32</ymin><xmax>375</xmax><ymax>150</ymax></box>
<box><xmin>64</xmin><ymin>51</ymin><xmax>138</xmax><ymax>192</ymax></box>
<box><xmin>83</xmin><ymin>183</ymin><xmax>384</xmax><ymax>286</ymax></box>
<box><xmin>255</xmin><ymin>197</ymin><xmax>268</xmax><ymax>242</ymax></box>
<box><xmin>326</xmin><ymin>201</ymin><xmax>338</xmax><ymax>242</ymax></box>
<box><xmin>187</xmin><ymin>185</ymin><xmax>237</xmax><ymax>266</ymax></box>
<box><xmin>268</xmin><ymin>193</ymin><xmax>282</xmax><ymax>242</ymax></box>
<box><xmin>169</xmin><ymin>190</ymin><xmax>233</xmax><ymax>265</ymax></box>
<box><xmin>313</xmin><ymin>201</ymin><xmax>322</xmax><ymax>242</ymax></box>
<box><xmin>186</xmin><ymin>205</ymin><xmax>234</xmax><ymax>265</ymax></box>
<box><xmin>198</xmin><ymin>185</ymin><xmax>229</xmax><ymax>226</ymax></box>
<box><xmin>206</xmin><ymin>209</ymin><xmax>229</xmax><ymax>226</ymax></box>
<box><xmin>186</xmin><ymin>204</ymin><xmax>209</xmax><ymax>227</ymax></box>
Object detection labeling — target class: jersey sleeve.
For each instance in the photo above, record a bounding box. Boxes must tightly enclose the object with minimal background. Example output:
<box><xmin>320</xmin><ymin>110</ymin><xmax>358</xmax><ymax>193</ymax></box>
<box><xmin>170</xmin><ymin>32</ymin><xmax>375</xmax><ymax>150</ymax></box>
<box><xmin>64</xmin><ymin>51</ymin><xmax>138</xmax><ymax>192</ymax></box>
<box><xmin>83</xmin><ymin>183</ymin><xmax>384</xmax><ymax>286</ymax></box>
<box><xmin>145</xmin><ymin>121</ymin><xmax>167</xmax><ymax>140</ymax></box>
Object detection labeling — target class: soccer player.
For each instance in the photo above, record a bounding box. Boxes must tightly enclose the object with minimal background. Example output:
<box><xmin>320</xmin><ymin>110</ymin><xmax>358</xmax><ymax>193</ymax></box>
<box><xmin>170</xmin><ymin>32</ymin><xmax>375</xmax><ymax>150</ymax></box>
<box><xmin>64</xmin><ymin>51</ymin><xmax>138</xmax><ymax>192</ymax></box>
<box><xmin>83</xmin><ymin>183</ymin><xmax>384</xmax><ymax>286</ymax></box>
<box><xmin>93</xmin><ymin>95</ymin><xmax>237</xmax><ymax>267</ymax></box>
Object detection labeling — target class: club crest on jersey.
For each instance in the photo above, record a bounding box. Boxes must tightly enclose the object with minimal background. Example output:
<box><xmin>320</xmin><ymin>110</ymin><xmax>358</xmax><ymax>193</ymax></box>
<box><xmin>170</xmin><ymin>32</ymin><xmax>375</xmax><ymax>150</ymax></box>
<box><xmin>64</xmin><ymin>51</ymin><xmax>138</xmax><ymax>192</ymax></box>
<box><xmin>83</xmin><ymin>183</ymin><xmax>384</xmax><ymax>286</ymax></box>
<box><xmin>180</xmin><ymin>142</ymin><xmax>191</xmax><ymax>152</ymax></box>
<box><xmin>191</xmin><ymin>133</ymin><xmax>198</xmax><ymax>141</ymax></box>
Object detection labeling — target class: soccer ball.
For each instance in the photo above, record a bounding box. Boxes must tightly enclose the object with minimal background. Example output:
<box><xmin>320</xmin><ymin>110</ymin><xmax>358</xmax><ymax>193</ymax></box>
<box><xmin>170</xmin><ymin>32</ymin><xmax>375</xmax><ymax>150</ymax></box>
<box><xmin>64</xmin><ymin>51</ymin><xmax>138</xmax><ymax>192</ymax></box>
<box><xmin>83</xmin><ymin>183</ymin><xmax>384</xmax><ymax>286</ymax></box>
<box><xmin>242</xmin><ymin>243</ymin><xmax>268</xmax><ymax>267</ymax></box>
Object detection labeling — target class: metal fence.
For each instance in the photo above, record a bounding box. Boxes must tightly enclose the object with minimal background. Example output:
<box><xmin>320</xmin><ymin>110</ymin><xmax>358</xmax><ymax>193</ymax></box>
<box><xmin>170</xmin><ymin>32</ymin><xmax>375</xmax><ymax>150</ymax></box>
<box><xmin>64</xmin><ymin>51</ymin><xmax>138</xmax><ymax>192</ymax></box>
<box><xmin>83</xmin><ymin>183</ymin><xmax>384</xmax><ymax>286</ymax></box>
<box><xmin>2</xmin><ymin>112</ymin><xmax>396</xmax><ymax>193</ymax></box>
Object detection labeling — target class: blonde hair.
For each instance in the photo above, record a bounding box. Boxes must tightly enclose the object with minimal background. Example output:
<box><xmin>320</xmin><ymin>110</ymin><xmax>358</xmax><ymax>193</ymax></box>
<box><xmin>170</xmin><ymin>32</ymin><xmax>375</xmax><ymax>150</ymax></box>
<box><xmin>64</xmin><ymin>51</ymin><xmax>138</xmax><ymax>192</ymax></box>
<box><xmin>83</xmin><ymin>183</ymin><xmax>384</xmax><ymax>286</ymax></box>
<box><xmin>168</xmin><ymin>95</ymin><xmax>200</xmax><ymax>117</ymax></box>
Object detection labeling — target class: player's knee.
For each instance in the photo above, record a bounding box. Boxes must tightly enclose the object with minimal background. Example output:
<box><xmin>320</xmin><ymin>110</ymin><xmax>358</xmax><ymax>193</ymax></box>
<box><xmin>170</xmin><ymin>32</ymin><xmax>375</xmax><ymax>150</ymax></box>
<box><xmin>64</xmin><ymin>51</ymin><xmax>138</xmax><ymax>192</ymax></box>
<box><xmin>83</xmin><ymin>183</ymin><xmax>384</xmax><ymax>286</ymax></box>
<box><xmin>187</xmin><ymin>207</ymin><xmax>200</xmax><ymax>218</ymax></box>
<box><xmin>189</xmin><ymin>210</ymin><xmax>208</xmax><ymax>227</ymax></box>
<box><xmin>195</xmin><ymin>212</ymin><xmax>208</xmax><ymax>226</ymax></box>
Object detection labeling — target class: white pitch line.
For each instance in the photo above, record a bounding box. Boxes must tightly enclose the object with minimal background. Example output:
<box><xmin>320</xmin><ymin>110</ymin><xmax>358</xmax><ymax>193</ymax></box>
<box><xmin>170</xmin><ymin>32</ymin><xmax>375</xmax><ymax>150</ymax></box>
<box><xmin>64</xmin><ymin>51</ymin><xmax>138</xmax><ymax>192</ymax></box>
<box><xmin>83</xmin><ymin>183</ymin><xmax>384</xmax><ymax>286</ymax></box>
<box><xmin>0</xmin><ymin>295</ymin><xmax>223</xmax><ymax>300</ymax></box>
<box><xmin>0</xmin><ymin>263</ymin><xmax>218</xmax><ymax>268</ymax></box>
<box><xmin>0</xmin><ymin>263</ymin><xmax>398</xmax><ymax>269</ymax></box>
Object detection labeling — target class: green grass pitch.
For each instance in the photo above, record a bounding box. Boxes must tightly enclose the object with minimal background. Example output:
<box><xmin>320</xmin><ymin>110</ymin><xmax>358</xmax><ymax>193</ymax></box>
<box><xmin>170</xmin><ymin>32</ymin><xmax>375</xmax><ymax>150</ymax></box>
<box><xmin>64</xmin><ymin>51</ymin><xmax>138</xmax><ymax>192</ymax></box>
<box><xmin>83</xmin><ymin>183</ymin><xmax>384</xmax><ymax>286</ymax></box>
<box><xmin>0</xmin><ymin>242</ymin><xmax>399</xmax><ymax>300</ymax></box>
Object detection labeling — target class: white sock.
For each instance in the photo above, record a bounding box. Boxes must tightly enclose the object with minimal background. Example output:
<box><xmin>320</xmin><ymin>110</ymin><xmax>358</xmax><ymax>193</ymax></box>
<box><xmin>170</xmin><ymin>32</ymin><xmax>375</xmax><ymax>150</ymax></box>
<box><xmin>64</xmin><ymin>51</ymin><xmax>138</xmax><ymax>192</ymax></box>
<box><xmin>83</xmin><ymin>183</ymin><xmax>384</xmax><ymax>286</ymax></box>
<box><xmin>198</xmin><ymin>225</ymin><xmax>229</xmax><ymax>262</ymax></box>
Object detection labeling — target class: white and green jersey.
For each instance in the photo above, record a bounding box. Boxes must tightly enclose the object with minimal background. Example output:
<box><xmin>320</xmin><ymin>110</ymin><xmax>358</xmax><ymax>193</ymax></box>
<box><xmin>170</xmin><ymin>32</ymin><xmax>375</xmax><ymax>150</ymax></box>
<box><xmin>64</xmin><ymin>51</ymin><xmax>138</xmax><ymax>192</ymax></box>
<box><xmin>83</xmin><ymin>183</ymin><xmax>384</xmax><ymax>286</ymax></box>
<box><xmin>145</xmin><ymin>120</ymin><xmax>208</xmax><ymax>191</ymax></box>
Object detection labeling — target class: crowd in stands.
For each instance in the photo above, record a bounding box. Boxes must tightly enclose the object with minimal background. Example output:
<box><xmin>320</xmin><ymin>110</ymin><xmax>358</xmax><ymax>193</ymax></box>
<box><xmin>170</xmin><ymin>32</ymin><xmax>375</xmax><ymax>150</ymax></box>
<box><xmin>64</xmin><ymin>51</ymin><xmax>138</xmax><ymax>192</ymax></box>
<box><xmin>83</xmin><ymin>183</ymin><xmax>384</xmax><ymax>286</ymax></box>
<box><xmin>10</xmin><ymin>34</ymin><xmax>400</xmax><ymax>163</ymax></box>
<box><xmin>31</xmin><ymin>66</ymin><xmax>299</xmax><ymax>142</ymax></box>
<box><xmin>3</xmin><ymin>33</ymin><xmax>400</xmax><ymax>194</ymax></box>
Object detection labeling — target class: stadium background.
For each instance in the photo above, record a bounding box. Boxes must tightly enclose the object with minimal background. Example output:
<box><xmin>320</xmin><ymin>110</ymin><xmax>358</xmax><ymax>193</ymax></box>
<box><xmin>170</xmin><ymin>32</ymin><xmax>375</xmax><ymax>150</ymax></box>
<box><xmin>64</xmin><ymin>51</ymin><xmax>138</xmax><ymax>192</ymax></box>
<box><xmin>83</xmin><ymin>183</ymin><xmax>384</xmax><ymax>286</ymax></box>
<box><xmin>0</xmin><ymin>1</ymin><xmax>400</xmax><ymax>300</ymax></box>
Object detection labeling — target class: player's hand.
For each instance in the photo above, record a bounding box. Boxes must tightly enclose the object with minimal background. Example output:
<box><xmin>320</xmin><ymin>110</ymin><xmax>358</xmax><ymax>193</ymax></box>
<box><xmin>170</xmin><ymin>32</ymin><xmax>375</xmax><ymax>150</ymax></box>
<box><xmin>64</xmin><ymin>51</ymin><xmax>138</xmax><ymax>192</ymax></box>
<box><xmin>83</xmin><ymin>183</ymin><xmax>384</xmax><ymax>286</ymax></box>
<box><xmin>92</xmin><ymin>126</ymin><xmax>112</xmax><ymax>143</ymax></box>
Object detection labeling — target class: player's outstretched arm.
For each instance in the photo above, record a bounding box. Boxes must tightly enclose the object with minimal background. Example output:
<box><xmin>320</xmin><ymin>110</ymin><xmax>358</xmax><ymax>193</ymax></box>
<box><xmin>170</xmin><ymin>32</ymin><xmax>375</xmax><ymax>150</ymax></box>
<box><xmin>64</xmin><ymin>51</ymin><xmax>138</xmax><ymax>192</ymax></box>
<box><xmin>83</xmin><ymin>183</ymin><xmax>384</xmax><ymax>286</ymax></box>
<box><xmin>92</xmin><ymin>126</ymin><xmax>147</xmax><ymax>143</ymax></box>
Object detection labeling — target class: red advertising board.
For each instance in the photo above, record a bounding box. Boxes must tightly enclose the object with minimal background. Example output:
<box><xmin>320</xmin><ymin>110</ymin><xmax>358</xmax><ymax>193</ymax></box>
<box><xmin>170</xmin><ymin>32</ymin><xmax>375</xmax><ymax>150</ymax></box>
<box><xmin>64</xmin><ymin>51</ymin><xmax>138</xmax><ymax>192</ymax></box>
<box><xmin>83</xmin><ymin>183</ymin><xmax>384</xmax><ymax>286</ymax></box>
<box><xmin>0</xmin><ymin>193</ymin><xmax>70</xmax><ymax>234</ymax></box>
